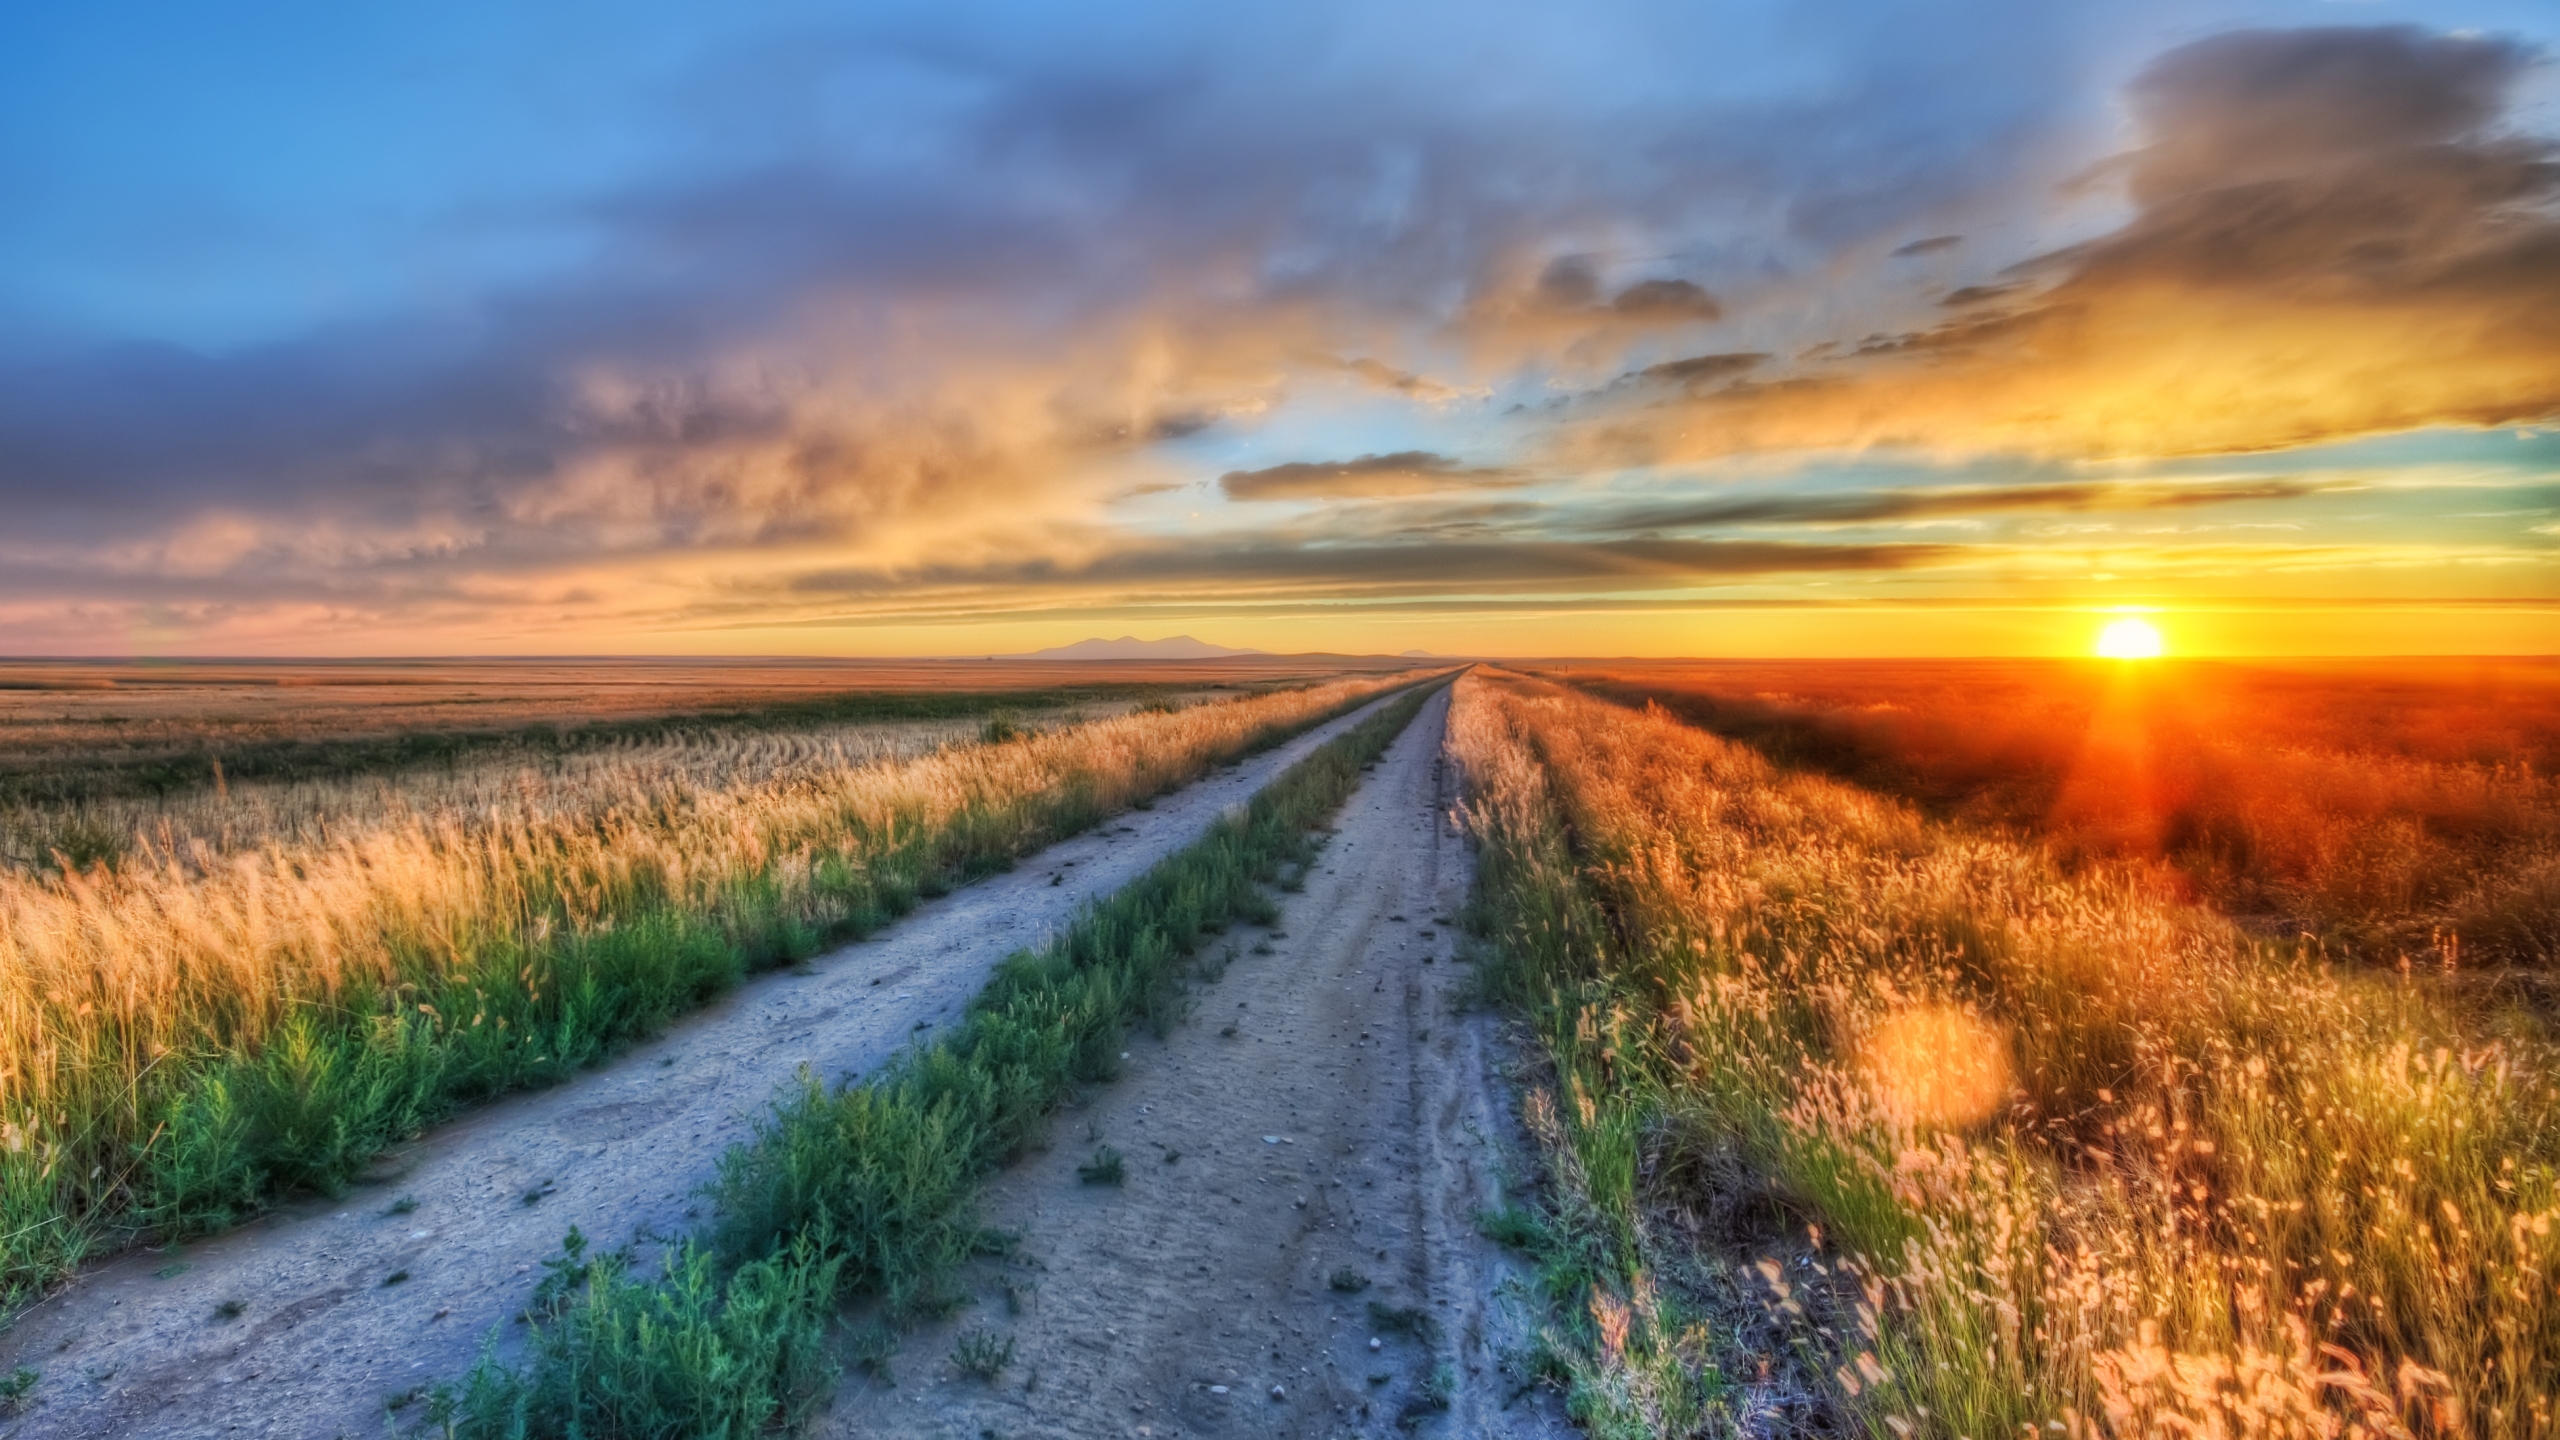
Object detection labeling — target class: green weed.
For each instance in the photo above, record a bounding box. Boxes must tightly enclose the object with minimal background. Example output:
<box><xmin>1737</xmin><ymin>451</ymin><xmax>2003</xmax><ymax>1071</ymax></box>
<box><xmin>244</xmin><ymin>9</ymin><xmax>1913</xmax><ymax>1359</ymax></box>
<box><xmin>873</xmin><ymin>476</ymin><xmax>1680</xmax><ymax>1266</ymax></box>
<box><xmin>1075</xmin><ymin>1147</ymin><xmax>1125</xmax><ymax>1186</ymax></box>
<box><xmin>952</xmin><ymin>1327</ymin><xmax>1015</xmax><ymax>1380</ymax></box>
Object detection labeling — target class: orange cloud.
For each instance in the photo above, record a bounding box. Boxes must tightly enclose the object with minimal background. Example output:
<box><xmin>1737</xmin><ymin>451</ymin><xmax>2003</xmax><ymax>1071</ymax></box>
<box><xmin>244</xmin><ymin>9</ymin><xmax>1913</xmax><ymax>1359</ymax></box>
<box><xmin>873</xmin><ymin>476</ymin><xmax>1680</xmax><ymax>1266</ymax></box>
<box><xmin>1561</xmin><ymin>27</ymin><xmax>2560</xmax><ymax>466</ymax></box>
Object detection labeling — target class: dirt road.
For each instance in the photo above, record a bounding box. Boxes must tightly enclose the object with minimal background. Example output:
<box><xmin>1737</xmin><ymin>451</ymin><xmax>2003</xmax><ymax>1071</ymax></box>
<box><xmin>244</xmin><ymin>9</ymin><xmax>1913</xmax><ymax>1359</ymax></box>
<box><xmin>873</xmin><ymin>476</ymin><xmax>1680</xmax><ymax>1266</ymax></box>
<box><xmin>821</xmin><ymin>683</ymin><xmax>1568</xmax><ymax>1439</ymax></box>
<box><xmin>0</xmin><ymin>693</ymin><xmax>1412</xmax><ymax>1440</ymax></box>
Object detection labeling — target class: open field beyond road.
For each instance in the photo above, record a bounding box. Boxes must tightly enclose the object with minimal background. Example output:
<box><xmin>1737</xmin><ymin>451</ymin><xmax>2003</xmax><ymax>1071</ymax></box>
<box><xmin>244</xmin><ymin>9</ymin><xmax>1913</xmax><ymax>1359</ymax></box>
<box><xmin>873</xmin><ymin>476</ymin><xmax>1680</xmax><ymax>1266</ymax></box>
<box><xmin>0</xmin><ymin>656</ymin><xmax>1425</xmax><ymax>805</ymax></box>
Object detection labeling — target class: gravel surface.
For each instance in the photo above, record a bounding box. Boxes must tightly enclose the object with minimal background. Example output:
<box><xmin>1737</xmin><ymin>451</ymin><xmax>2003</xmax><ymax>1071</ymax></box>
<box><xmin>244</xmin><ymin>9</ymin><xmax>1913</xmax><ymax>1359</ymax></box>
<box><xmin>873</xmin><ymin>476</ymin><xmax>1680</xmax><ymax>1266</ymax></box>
<box><xmin>0</xmin><ymin>693</ymin><xmax>1408</xmax><ymax>1440</ymax></box>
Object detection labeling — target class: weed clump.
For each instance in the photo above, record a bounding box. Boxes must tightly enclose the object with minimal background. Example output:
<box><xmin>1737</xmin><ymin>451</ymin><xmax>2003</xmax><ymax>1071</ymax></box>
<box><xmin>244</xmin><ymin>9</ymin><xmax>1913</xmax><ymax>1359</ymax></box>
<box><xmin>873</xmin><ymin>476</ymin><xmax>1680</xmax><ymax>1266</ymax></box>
<box><xmin>952</xmin><ymin>1327</ymin><xmax>1015</xmax><ymax>1381</ymax></box>
<box><xmin>0</xmin><ymin>1367</ymin><xmax>36</xmax><ymax>1414</ymax></box>
<box><xmin>1075</xmin><ymin>1147</ymin><xmax>1126</xmax><ymax>1186</ymax></box>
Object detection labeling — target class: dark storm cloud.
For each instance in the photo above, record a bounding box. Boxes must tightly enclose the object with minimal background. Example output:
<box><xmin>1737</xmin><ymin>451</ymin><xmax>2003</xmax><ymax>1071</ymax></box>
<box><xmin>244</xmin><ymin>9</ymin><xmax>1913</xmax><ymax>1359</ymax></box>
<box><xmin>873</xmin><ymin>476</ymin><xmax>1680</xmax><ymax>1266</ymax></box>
<box><xmin>1220</xmin><ymin>452</ymin><xmax>1524</xmax><ymax>501</ymax></box>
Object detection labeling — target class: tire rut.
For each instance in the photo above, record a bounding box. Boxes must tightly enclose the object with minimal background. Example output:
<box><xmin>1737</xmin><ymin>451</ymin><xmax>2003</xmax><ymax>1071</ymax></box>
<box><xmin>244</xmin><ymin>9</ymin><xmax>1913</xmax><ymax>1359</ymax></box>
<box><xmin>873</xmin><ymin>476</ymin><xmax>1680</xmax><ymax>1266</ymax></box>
<box><xmin>819</xmin><ymin>684</ymin><xmax>1569</xmax><ymax>1440</ymax></box>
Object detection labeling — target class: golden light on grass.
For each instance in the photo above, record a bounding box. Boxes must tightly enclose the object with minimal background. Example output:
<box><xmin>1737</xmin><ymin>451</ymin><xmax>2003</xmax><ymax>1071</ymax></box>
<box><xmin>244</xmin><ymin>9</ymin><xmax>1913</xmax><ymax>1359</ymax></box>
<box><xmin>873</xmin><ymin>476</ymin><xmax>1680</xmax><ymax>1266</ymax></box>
<box><xmin>2095</xmin><ymin>616</ymin><xmax>2164</xmax><ymax>659</ymax></box>
<box><xmin>0</xmin><ymin>671</ymin><xmax>1422</xmax><ymax>1297</ymax></box>
<box><xmin>1447</xmin><ymin>669</ymin><xmax>2560</xmax><ymax>1432</ymax></box>
<box><xmin>1855</xmin><ymin>1005</ymin><xmax>2010</xmax><ymax>1129</ymax></box>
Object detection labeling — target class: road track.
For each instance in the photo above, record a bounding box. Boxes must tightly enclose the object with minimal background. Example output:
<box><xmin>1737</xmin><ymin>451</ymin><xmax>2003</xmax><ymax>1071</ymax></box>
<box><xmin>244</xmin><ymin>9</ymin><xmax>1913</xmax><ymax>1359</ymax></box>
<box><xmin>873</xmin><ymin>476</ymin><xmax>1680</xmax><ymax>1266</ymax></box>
<box><xmin>820</xmin><ymin>682</ymin><xmax>1568</xmax><ymax>1439</ymax></box>
<box><xmin>0</xmin><ymin>691</ymin><xmax>1417</xmax><ymax>1440</ymax></box>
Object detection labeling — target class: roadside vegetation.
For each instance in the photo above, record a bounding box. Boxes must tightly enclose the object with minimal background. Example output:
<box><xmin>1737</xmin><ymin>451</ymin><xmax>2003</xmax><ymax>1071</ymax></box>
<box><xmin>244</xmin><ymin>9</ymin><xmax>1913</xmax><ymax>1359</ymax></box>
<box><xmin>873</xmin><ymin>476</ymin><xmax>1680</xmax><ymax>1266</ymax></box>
<box><xmin>0</xmin><ymin>672</ymin><xmax>1424</xmax><ymax>1306</ymax></box>
<box><xmin>1556</xmin><ymin>659</ymin><xmax>2560</xmax><ymax>972</ymax></box>
<box><xmin>421</xmin><ymin>682</ymin><xmax>1441</xmax><ymax>1436</ymax></box>
<box><xmin>0</xmin><ymin>681</ymin><xmax>1191</xmax><ymax>839</ymax></box>
<box><xmin>1451</xmin><ymin>669</ymin><xmax>2559</xmax><ymax>1436</ymax></box>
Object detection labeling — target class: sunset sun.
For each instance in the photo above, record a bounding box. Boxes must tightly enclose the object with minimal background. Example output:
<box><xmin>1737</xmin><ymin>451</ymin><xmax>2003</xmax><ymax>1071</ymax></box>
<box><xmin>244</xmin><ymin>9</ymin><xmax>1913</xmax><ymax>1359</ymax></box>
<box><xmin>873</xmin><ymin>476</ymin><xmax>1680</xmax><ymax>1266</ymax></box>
<box><xmin>2096</xmin><ymin>617</ymin><xmax>2165</xmax><ymax>659</ymax></box>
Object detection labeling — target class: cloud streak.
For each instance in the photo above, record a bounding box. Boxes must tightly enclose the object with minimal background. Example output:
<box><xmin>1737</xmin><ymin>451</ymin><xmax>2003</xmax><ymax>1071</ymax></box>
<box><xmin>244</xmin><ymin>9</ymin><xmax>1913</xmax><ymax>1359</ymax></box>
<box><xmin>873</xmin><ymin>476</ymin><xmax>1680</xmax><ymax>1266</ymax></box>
<box><xmin>1220</xmin><ymin>451</ymin><xmax>1525</xmax><ymax>501</ymax></box>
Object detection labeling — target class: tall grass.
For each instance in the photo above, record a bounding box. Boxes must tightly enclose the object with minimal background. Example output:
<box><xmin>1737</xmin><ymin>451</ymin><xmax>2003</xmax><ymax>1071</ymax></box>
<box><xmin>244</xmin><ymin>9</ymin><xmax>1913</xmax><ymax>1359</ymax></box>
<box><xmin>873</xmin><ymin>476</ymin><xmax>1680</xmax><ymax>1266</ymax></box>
<box><xmin>1450</xmin><ymin>670</ymin><xmax>2560</xmax><ymax>1437</ymax></box>
<box><xmin>0</xmin><ymin>673</ymin><xmax>1425</xmax><ymax>1305</ymax></box>
<box><xmin>426</xmin><ymin>683</ymin><xmax>1441</xmax><ymax>1438</ymax></box>
<box><xmin>1561</xmin><ymin>659</ymin><xmax>2560</xmax><ymax>966</ymax></box>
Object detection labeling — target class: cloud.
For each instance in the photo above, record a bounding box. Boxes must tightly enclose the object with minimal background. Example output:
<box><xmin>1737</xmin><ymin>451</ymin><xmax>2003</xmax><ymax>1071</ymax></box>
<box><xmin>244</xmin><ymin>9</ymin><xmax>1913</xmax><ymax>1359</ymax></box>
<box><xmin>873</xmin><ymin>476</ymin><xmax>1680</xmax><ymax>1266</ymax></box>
<box><xmin>1594</xmin><ymin>476</ymin><xmax>2356</xmax><ymax>531</ymax></box>
<box><xmin>1630</xmin><ymin>352</ymin><xmax>1773</xmax><ymax>388</ymax></box>
<box><xmin>1611</xmin><ymin>279</ymin><xmax>1723</xmax><ymax>321</ymax></box>
<box><xmin>3</xmin><ymin>12</ymin><xmax>2551</xmax><ymax>650</ymax></box>
<box><xmin>1565</xmin><ymin>25</ymin><xmax>2560</xmax><ymax>464</ymax></box>
<box><xmin>1220</xmin><ymin>451</ymin><xmax>1525</xmax><ymax>501</ymax></box>
<box><xmin>789</xmin><ymin>532</ymin><xmax>1956</xmax><ymax>604</ymax></box>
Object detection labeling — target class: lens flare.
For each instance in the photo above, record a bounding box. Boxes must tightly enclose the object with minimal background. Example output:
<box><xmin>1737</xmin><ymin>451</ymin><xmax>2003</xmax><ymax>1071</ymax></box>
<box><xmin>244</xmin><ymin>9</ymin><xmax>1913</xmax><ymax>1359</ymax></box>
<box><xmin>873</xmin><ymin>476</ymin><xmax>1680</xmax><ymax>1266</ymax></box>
<box><xmin>2096</xmin><ymin>617</ymin><xmax>2165</xmax><ymax>659</ymax></box>
<box><xmin>1856</xmin><ymin>1006</ymin><xmax>2011</xmax><ymax>1129</ymax></box>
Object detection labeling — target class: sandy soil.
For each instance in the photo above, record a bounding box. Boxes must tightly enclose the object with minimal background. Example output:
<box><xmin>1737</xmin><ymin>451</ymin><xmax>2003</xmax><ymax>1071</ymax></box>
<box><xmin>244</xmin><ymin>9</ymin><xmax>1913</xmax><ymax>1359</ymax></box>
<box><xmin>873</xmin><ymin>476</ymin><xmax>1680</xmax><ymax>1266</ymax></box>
<box><xmin>0</xmin><ymin>693</ymin><xmax>1409</xmax><ymax>1440</ymax></box>
<box><xmin>820</xmin><ymin>683</ymin><xmax>1569</xmax><ymax>1440</ymax></box>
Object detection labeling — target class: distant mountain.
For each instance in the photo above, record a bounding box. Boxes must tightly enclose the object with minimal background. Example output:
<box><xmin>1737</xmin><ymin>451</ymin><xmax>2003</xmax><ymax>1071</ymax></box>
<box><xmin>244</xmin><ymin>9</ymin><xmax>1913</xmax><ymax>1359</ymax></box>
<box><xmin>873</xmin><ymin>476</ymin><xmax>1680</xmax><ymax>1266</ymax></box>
<box><xmin>1400</xmin><ymin>649</ymin><xmax>1436</xmax><ymax>657</ymax></box>
<box><xmin>1009</xmin><ymin>635</ymin><xmax>1268</xmax><ymax>661</ymax></box>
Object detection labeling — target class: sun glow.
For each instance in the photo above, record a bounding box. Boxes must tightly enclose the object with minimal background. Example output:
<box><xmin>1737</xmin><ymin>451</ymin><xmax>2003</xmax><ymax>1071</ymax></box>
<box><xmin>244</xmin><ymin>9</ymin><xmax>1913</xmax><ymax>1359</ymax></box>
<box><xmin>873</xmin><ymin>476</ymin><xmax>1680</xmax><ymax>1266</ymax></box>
<box><xmin>2096</xmin><ymin>617</ymin><xmax>2165</xmax><ymax>659</ymax></box>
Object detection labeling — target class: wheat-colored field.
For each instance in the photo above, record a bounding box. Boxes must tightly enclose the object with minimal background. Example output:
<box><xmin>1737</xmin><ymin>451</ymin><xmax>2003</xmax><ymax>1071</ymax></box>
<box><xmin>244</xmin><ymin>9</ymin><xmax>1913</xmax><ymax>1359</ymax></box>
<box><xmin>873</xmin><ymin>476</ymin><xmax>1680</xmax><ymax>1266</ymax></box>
<box><xmin>1551</xmin><ymin>658</ymin><xmax>2560</xmax><ymax>971</ymax></box>
<box><xmin>1452</xmin><ymin>669</ymin><xmax>2558</xmax><ymax>1436</ymax></box>
<box><xmin>0</xmin><ymin>669</ymin><xmax>1420</xmax><ymax>1302</ymax></box>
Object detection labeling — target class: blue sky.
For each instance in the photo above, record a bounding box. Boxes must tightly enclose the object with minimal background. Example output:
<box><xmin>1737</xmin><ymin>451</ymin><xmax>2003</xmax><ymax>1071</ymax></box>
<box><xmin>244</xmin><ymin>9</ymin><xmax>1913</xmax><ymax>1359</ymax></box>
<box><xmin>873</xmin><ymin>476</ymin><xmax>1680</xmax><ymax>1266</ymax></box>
<box><xmin>2</xmin><ymin>0</ymin><xmax>2556</xmax><ymax>654</ymax></box>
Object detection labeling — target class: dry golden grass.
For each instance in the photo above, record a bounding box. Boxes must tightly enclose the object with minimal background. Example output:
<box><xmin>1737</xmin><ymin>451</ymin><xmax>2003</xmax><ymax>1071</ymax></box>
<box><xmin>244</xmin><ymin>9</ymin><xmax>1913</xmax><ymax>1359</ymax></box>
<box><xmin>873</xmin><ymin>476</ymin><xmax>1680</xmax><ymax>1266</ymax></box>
<box><xmin>1451</xmin><ymin>669</ymin><xmax>2559</xmax><ymax>1437</ymax></box>
<box><xmin>1550</xmin><ymin>659</ymin><xmax>2560</xmax><ymax>970</ymax></box>
<box><xmin>0</xmin><ymin>671</ymin><xmax>1420</xmax><ymax>1300</ymax></box>
<box><xmin>0</xmin><ymin>655</ymin><xmax>1413</xmax><ymax>808</ymax></box>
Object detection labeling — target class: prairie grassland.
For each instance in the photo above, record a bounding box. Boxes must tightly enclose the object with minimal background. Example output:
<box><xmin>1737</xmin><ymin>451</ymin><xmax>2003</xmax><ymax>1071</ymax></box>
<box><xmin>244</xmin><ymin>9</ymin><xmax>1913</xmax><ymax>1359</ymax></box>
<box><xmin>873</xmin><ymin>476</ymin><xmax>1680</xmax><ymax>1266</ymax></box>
<box><xmin>1451</xmin><ymin>670</ymin><xmax>2559</xmax><ymax>1437</ymax></box>
<box><xmin>1554</xmin><ymin>659</ymin><xmax>2560</xmax><ymax>968</ymax></box>
<box><xmin>427</xmin><ymin>684</ymin><xmax>1441</xmax><ymax>1436</ymax></box>
<box><xmin>0</xmin><ymin>671</ymin><xmax>1420</xmax><ymax>1304</ymax></box>
<box><xmin>0</xmin><ymin>654</ymin><xmax>1321</xmax><ymax>806</ymax></box>
<box><xmin>3</xmin><ymin>700</ymin><xmax>1088</xmax><ymax>872</ymax></box>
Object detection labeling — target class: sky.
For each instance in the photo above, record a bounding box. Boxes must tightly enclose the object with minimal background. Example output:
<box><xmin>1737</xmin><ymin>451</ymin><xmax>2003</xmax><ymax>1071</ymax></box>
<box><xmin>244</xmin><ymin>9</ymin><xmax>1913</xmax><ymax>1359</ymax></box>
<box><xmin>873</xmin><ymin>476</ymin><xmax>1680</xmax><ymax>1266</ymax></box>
<box><xmin>2</xmin><ymin>0</ymin><xmax>2557</xmax><ymax>658</ymax></box>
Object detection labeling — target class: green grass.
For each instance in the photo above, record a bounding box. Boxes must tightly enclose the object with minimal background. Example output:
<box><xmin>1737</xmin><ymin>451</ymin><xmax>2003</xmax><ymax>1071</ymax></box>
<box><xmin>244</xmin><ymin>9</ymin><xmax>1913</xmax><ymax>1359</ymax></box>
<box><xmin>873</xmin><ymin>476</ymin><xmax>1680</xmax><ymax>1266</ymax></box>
<box><xmin>424</xmin><ymin>682</ymin><xmax>1439</xmax><ymax>1437</ymax></box>
<box><xmin>0</xmin><ymin>681</ymin><xmax>1414</xmax><ymax>1312</ymax></box>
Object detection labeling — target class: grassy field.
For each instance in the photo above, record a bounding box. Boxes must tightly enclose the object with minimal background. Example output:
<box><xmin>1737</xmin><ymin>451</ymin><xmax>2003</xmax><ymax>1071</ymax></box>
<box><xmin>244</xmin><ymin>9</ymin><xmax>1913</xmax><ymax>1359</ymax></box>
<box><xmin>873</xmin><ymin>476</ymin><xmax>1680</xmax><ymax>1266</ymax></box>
<box><xmin>1546</xmin><ymin>659</ymin><xmax>2560</xmax><ymax>973</ymax></box>
<box><xmin>1451</xmin><ymin>668</ymin><xmax>2559</xmax><ymax>1437</ymax></box>
<box><xmin>0</xmin><ymin>655</ymin><xmax>1411</xmax><ymax>806</ymax></box>
<box><xmin>425</xmin><ymin>681</ymin><xmax>1442</xmax><ymax>1436</ymax></box>
<box><xmin>0</xmin><ymin>665</ymin><xmax>1423</xmax><ymax>1305</ymax></box>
